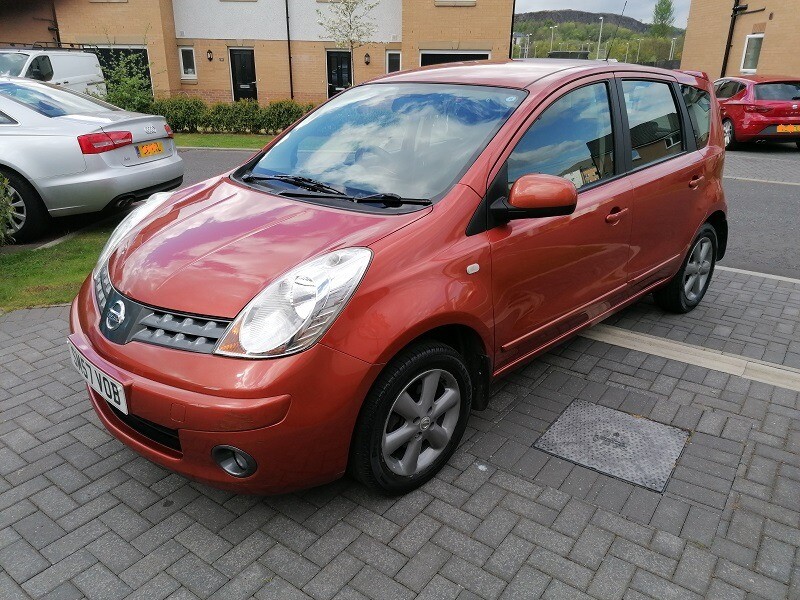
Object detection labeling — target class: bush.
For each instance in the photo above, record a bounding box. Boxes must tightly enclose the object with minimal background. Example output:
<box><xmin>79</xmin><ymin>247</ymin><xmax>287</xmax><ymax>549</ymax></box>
<box><xmin>202</xmin><ymin>100</ymin><xmax>262</xmax><ymax>133</ymax></box>
<box><xmin>150</xmin><ymin>96</ymin><xmax>207</xmax><ymax>133</ymax></box>
<box><xmin>102</xmin><ymin>52</ymin><xmax>154</xmax><ymax>113</ymax></box>
<box><xmin>260</xmin><ymin>99</ymin><xmax>309</xmax><ymax>133</ymax></box>
<box><xmin>0</xmin><ymin>175</ymin><xmax>14</xmax><ymax>246</ymax></box>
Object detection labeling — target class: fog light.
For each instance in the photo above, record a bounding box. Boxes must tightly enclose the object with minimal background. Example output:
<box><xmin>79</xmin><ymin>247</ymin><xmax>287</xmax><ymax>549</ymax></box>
<box><xmin>211</xmin><ymin>445</ymin><xmax>257</xmax><ymax>478</ymax></box>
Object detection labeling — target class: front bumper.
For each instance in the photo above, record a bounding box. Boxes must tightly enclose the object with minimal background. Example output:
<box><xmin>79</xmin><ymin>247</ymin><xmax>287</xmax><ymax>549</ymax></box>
<box><xmin>37</xmin><ymin>152</ymin><xmax>184</xmax><ymax>217</ymax></box>
<box><xmin>70</xmin><ymin>277</ymin><xmax>381</xmax><ymax>494</ymax></box>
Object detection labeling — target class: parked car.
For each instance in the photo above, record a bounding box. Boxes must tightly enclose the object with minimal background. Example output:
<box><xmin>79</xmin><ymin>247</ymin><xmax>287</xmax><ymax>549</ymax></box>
<box><xmin>0</xmin><ymin>77</ymin><xmax>182</xmax><ymax>241</ymax></box>
<box><xmin>0</xmin><ymin>48</ymin><xmax>106</xmax><ymax>95</ymax></box>
<box><xmin>713</xmin><ymin>75</ymin><xmax>800</xmax><ymax>150</ymax></box>
<box><xmin>69</xmin><ymin>60</ymin><xmax>727</xmax><ymax>495</ymax></box>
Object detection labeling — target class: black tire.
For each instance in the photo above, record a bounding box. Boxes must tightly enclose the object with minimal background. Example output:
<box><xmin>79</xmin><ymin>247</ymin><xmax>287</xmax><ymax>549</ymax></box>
<box><xmin>1</xmin><ymin>169</ymin><xmax>49</xmax><ymax>243</ymax></box>
<box><xmin>654</xmin><ymin>224</ymin><xmax>718</xmax><ymax>314</ymax></box>
<box><xmin>796</xmin><ymin>141</ymin><xmax>800</xmax><ymax>151</ymax></box>
<box><xmin>723</xmin><ymin>119</ymin><xmax>737</xmax><ymax>151</ymax></box>
<box><xmin>349</xmin><ymin>341</ymin><xmax>472</xmax><ymax>495</ymax></box>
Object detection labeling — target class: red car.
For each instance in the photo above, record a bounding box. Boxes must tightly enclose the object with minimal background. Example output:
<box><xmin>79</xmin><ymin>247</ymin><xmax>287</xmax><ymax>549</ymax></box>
<box><xmin>713</xmin><ymin>75</ymin><xmax>800</xmax><ymax>150</ymax></box>
<box><xmin>69</xmin><ymin>60</ymin><xmax>727</xmax><ymax>495</ymax></box>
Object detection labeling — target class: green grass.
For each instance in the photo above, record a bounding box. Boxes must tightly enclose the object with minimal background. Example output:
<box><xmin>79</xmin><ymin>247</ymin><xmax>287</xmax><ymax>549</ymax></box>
<box><xmin>173</xmin><ymin>133</ymin><xmax>274</xmax><ymax>149</ymax></box>
<box><xmin>0</xmin><ymin>224</ymin><xmax>115</xmax><ymax>312</ymax></box>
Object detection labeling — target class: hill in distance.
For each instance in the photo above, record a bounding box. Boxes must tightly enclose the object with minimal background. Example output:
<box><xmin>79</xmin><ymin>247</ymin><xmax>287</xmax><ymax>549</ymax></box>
<box><xmin>514</xmin><ymin>9</ymin><xmax>684</xmax><ymax>34</ymax></box>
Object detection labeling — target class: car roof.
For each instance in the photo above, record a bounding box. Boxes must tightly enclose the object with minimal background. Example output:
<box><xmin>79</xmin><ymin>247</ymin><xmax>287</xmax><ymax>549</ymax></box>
<box><xmin>0</xmin><ymin>48</ymin><xmax>95</xmax><ymax>57</ymax></box>
<box><xmin>370</xmin><ymin>58</ymin><xmax>691</xmax><ymax>89</ymax></box>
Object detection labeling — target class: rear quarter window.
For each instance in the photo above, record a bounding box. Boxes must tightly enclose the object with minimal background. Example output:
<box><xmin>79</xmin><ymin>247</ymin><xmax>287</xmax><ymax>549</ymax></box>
<box><xmin>682</xmin><ymin>85</ymin><xmax>712</xmax><ymax>149</ymax></box>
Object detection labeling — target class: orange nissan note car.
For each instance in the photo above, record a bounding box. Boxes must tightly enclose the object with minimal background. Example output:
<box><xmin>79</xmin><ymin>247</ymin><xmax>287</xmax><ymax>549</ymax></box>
<box><xmin>70</xmin><ymin>60</ymin><xmax>727</xmax><ymax>495</ymax></box>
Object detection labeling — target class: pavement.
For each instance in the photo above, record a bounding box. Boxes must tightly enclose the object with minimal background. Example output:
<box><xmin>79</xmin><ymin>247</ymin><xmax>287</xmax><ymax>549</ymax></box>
<box><xmin>1</xmin><ymin>143</ymin><xmax>799</xmax><ymax>599</ymax></box>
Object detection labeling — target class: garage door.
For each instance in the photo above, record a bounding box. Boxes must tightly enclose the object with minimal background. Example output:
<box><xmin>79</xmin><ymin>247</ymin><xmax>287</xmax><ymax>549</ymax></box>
<box><xmin>420</xmin><ymin>52</ymin><xmax>490</xmax><ymax>66</ymax></box>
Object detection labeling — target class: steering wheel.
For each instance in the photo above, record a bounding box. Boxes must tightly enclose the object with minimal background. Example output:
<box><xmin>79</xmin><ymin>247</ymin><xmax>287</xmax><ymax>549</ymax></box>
<box><xmin>353</xmin><ymin>145</ymin><xmax>401</xmax><ymax>177</ymax></box>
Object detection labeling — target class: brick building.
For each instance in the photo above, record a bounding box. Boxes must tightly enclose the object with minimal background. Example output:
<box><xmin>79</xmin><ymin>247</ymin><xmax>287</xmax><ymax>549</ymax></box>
<box><xmin>1</xmin><ymin>0</ymin><xmax>514</xmax><ymax>105</ymax></box>
<box><xmin>681</xmin><ymin>0</ymin><xmax>800</xmax><ymax>78</ymax></box>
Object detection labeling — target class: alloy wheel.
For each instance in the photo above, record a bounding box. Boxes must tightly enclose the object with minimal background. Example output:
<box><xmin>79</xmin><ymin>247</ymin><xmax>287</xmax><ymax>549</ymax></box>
<box><xmin>723</xmin><ymin>121</ymin><xmax>733</xmax><ymax>148</ymax></box>
<box><xmin>7</xmin><ymin>185</ymin><xmax>25</xmax><ymax>234</ymax></box>
<box><xmin>381</xmin><ymin>368</ymin><xmax>461</xmax><ymax>477</ymax></box>
<box><xmin>683</xmin><ymin>237</ymin><xmax>713</xmax><ymax>303</ymax></box>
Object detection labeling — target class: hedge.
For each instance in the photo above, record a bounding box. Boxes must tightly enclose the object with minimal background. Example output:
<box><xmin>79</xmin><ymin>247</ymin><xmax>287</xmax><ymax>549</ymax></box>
<box><xmin>147</xmin><ymin>96</ymin><xmax>315</xmax><ymax>135</ymax></box>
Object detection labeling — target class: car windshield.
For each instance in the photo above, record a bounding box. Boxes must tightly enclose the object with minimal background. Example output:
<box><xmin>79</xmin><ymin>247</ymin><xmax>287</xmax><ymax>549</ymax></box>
<box><xmin>0</xmin><ymin>53</ymin><xmax>28</xmax><ymax>76</ymax></box>
<box><xmin>0</xmin><ymin>80</ymin><xmax>118</xmax><ymax>117</ymax></box>
<box><xmin>246</xmin><ymin>83</ymin><xmax>526</xmax><ymax>200</ymax></box>
<box><xmin>754</xmin><ymin>82</ymin><xmax>800</xmax><ymax>101</ymax></box>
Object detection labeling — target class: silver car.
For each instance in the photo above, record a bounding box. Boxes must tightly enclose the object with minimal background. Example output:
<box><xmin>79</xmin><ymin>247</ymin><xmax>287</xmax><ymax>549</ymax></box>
<box><xmin>0</xmin><ymin>77</ymin><xmax>183</xmax><ymax>241</ymax></box>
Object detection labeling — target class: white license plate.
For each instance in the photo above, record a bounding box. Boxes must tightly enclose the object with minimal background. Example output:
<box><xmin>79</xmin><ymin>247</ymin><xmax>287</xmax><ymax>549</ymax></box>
<box><xmin>68</xmin><ymin>341</ymin><xmax>128</xmax><ymax>415</ymax></box>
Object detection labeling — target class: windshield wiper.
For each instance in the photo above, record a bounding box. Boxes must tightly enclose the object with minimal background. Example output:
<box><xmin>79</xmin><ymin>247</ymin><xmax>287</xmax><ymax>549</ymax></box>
<box><xmin>352</xmin><ymin>193</ymin><xmax>432</xmax><ymax>207</ymax></box>
<box><xmin>241</xmin><ymin>173</ymin><xmax>347</xmax><ymax>196</ymax></box>
<box><xmin>271</xmin><ymin>189</ymin><xmax>431</xmax><ymax>208</ymax></box>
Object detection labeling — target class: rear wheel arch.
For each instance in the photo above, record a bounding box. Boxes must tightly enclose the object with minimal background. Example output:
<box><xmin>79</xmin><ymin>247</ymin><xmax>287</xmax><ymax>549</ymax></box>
<box><xmin>706</xmin><ymin>210</ymin><xmax>728</xmax><ymax>260</ymax></box>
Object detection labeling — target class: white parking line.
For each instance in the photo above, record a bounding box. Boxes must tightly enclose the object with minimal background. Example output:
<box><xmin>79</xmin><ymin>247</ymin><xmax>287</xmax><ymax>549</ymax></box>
<box><xmin>580</xmin><ymin>325</ymin><xmax>800</xmax><ymax>392</ymax></box>
<box><xmin>723</xmin><ymin>176</ymin><xmax>800</xmax><ymax>186</ymax></box>
<box><xmin>716</xmin><ymin>265</ymin><xmax>800</xmax><ymax>285</ymax></box>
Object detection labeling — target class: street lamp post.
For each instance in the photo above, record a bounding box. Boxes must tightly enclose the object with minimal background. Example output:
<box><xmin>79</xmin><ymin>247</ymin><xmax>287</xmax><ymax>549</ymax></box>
<box><xmin>549</xmin><ymin>25</ymin><xmax>558</xmax><ymax>53</ymax></box>
<box><xmin>635</xmin><ymin>38</ymin><xmax>642</xmax><ymax>62</ymax></box>
<box><xmin>669</xmin><ymin>37</ymin><xmax>677</xmax><ymax>60</ymax></box>
<box><xmin>596</xmin><ymin>16</ymin><xmax>604</xmax><ymax>59</ymax></box>
<box><xmin>624</xmin><ymin>41</ymin><xmax>630</xmax><ymax>62</ymax></box>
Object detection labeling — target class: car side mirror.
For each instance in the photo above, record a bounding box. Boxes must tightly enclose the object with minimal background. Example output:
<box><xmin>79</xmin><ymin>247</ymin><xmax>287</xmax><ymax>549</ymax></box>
<box><xmin>491</xmin><ymin>174</ymin><xmax>577</xmax><ymax>222</ymax></box>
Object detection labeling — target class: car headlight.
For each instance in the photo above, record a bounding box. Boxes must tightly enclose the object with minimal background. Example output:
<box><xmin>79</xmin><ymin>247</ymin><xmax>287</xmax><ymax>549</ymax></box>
<box><xmin>93</xmin><ymin>192</ymin><xmax>174</xmax><ymax>279</ymax></box>
<box><xmin>215</xmin><ymin>248</ymin><xmax>372</xmax><ymax>358</ymax></box>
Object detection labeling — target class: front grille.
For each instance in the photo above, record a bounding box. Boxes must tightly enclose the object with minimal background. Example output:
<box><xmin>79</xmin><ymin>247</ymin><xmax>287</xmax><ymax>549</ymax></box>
<box><xmin>96</xmin><ymin>283</ymin><xmax>232</xmax><ymax>354</ymax></box>
<box><xmin>94</xmin><ymin>264</ymin><xmax>113</xmax><ymax>312</ymax></box>
<box><xmin>109</xmin><ymin>405</ymin><xmax>182</xmax><ymax>452</ymax></box>
<box><xmin>131</xmin><ymin>310</ymin><xmax>231</xmax><ymax>353</ymax></box>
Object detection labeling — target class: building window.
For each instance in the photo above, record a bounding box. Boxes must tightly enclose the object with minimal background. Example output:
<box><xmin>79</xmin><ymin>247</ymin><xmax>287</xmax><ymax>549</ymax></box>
<box><xmin>386</xmin><ymin>51</ymin><xmax>401</xmax><ymax>73</ymax></box>
<box><xmin>179</xmin><ymin>47</ymin><xmax>197</xmax><ymax>80</ymax></box>
<box><xmin>740</xmin><ymin>34</ymin><xmax>763</xmax><ymax>74</ymax></box>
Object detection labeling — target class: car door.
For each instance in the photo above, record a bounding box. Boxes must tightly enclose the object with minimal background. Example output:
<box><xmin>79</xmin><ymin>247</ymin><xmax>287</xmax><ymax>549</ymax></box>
<box><xmin>615</xmin><ymin>74</ymin><xmax>704</xmax><ymax>290</ymax></box>
<box><xmin>716</xmin><ymin>80</ymin><xmax>746</xmax><ymax>123</ymax></box>
<box><xmin>488</xmin><ymin>77</ymin><xmax>634</xmax><ymax>370</ymax></box>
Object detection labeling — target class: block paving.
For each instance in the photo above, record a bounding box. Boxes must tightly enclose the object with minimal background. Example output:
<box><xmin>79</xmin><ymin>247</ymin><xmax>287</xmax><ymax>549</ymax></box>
<box><xmin>1</xmin><ymin>270</ymin><xmax>799</xmax><ymax>599</ymax></box>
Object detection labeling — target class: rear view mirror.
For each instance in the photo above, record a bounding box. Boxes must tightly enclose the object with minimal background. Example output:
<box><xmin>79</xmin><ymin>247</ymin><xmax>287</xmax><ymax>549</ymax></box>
<box><xmin>491</xmin><ymin>174</ymin><xmax>577</xmax><ymax>221</ymax></box>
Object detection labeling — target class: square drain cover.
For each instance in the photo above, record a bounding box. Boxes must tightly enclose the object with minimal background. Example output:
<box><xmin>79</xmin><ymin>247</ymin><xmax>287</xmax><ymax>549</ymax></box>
<box><xmin>534</xmin><ymin>400</ymin><xmax>688</xmax><ymax>492</ymax></box>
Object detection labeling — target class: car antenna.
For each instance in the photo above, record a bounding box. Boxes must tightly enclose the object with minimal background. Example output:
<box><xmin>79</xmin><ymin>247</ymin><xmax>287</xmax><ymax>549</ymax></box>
<box><xmin>605</xmin><ymin>1</ymin><xmax>628</xmax><ymax>61</ymax></box>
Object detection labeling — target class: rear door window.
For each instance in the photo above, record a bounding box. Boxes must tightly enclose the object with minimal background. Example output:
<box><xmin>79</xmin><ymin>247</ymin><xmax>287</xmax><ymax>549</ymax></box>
<box><xmin>0</xmin><ymin>111</ymin><xmax>16</xmax><ymax>125</ymax></box>
<box><xmin>621</xmin><ymin>80</ymin><xmax>683</xmax><ymax>169</ymax></box>
<box><xmin>507</xmin><ymin>82</ymin><xmax>616</xmax><ymax>190</ymax></box>
<box><xmin>682</xmin><ymin>85</ymin><xmax>712</xmax><ymax>149</ymax></box>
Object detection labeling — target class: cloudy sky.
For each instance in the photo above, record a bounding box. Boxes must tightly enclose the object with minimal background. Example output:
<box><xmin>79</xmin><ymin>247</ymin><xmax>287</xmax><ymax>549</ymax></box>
<box><xmin>515</xmin><ymin>0</ymin><xmax>692</xmax><ymax>28</ymax></box>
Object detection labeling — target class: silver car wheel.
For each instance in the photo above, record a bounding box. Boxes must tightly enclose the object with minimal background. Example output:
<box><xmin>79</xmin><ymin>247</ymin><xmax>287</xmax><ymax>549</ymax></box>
<box><xmin>7</xmin><ymin>185</ymin><xmax>25</xmax><ymax>234</ymax></box>
<box><xmin>683</xmin><ymin>237</ymin><xmax>713</xmax><ymax>303</ymax></box>
<box><xmin>381</xmin><ymin>369</ymin><xmax>461</xmax><ymax>477</ymax></box>
<box><xmin>723</xmin><ymin>120</ymin><xmax>733</xmax><ymax>148</ymax></box>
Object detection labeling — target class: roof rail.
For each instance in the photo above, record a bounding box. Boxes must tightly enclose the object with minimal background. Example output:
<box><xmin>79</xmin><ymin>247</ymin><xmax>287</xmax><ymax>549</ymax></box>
<box><xmin>0</xmin><ymin>41</ymin><xmax>98</xmax><ymax>52</ymax></box>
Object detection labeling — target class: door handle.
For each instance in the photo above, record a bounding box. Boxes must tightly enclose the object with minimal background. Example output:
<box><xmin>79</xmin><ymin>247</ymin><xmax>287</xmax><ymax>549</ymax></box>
<box><xmin>689</xmin><ymin>175</ymin><xmax>705</xmax><ymax>189</ymax></box>
<box><xmin>605</xmin><ymin>207</ymin><xmax>628</xmax><ymax>224</ymax></box>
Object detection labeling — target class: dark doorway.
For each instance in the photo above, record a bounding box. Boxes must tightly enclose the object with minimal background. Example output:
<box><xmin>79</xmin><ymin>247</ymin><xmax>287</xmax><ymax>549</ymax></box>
<box><xmin>420</xmin><ymin>52</ymin><xmax>490</xmax><ymax>67</ymax></box>
<box><xmin>327</xmin><ymin>50</ymin><xmax>351</xmax><ymax>98</ymax></box>
<box><xmin>230</xmin><ymin>48</ymin><xmax>257</xmax><ymax>101</ymax></box>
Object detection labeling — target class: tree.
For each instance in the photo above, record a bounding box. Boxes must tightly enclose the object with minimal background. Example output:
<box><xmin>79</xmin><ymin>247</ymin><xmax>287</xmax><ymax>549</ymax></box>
<box><xmin>651</xmin><ymin>0</ymin><xmax>675</xmax><ymax>37</ymax></box>
<box><xmin>101</xmin><ymin>52</ymin><xmax>153</xmax><ymax>113</ymax></box>
<box><xmin>317</xmin><ymin>0</ymin><xmax>379</xmax><ymax>87</ymax></box>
